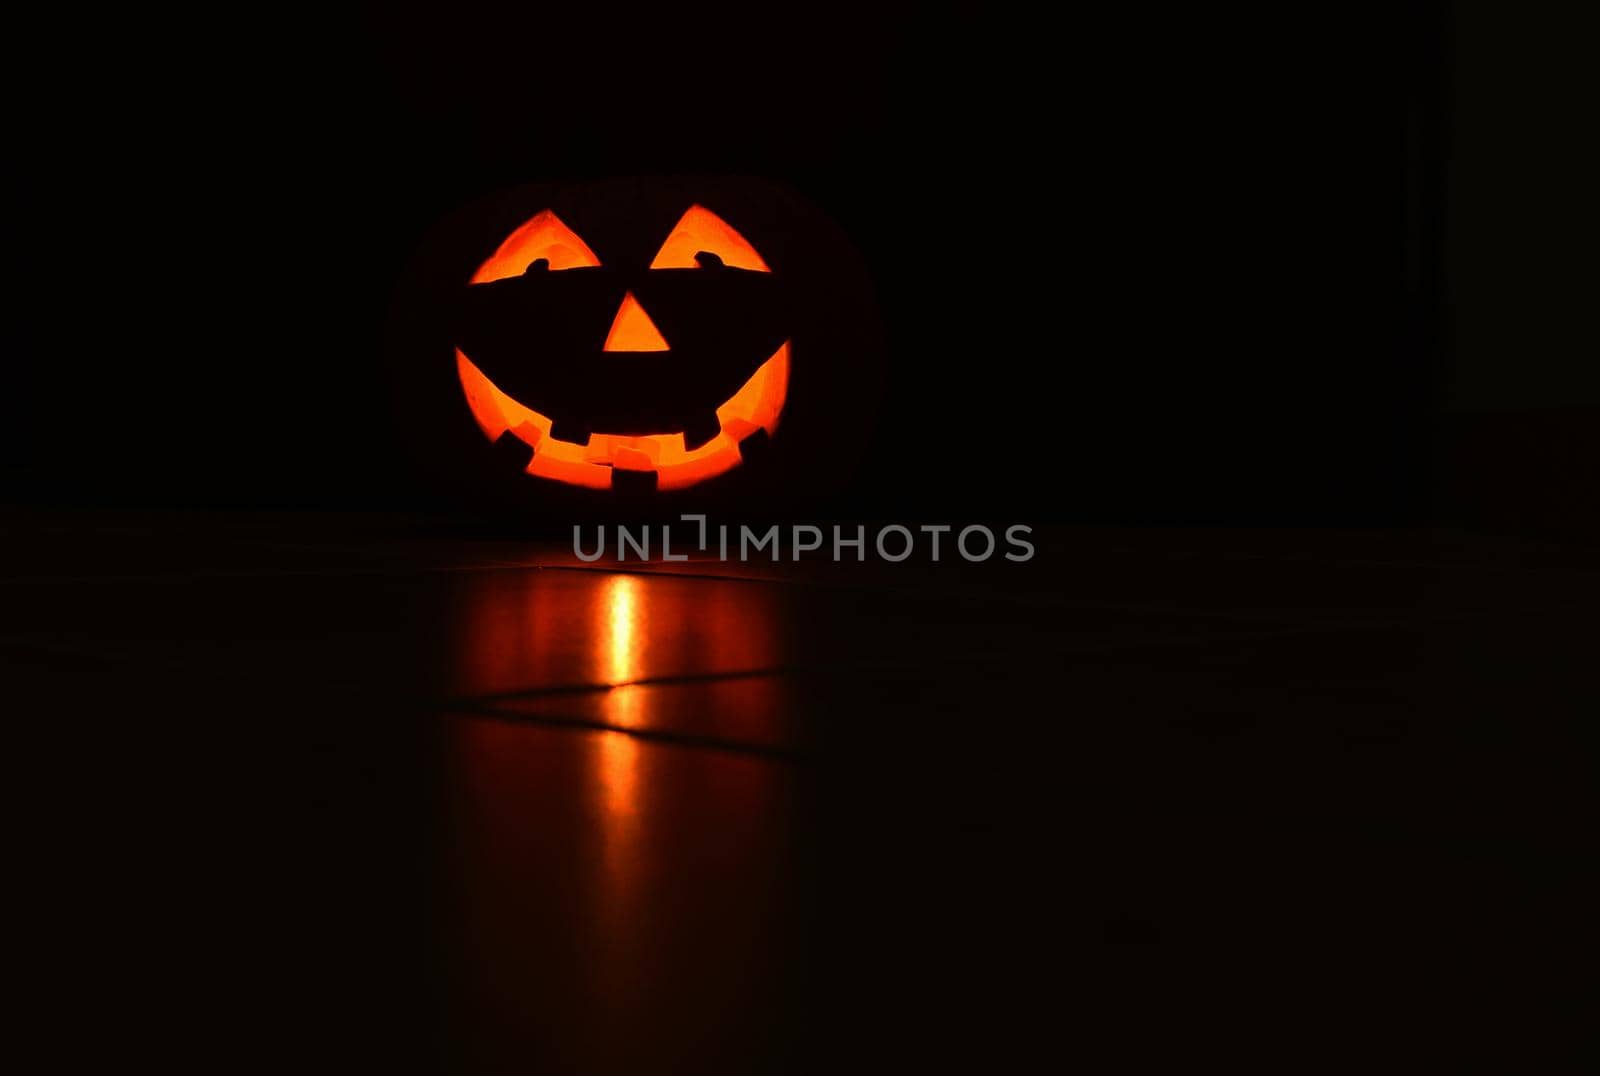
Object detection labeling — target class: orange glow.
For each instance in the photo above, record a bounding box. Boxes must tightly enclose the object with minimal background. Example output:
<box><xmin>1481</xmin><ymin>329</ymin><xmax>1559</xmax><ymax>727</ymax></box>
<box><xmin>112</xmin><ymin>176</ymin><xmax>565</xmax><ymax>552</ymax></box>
<box><xmin>602</xmin><ymin>292</ymin><xmax>670</xmax><ymax>352</ymax></box>
<box><xmin>596</xmin><ymin>577</ymin><xmax>644</xmax><ymax>851</ymax></box>
<box><xmin>596</xmin><ymin>730</ymin><xmax>641</xmax><ymax>830</ymax></box>
<box><xmin>448</xmin><ymin>560</ymin><xmax>785</xmax><ymax>700</ymax></box>
<box><xmin>603</xmin><ymin>575</ymin><xmax>643</xmax><ymax>688</ymax></box>
<box><xmin>648</xmin><ymin>205</ymin><xmax>770</xmax><ymax>271</ymax></box>
<box><xmin>471</xmin><ymin>209</ymin><xmax>601</xmax><ymax>281</ymax></box>
<box><xmin>457</xmin><ymin>206</ymin><xmax>788</xmax><ymax>490</ymax></box>
<box><xmin>441</xmin><ymin>571</ymin><xmax>792</xmax><ymax>1026</ymax></box>
<box><xmin>455</xmin><ymin>340</ymin><xmax>788</xmax><ymax>491</ymax></box>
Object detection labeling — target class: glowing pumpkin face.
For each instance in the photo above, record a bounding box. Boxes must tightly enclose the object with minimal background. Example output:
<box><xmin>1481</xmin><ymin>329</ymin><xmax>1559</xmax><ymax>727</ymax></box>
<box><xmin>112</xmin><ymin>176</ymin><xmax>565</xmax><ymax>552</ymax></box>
<box><xmin>453</xmin><ymin>205</ymin><xmax>791</xmax><ymax>491</ymax></box>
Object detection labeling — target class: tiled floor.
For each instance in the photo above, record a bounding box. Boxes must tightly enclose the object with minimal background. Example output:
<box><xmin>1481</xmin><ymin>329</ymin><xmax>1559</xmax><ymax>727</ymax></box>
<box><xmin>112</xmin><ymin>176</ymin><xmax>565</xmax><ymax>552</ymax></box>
<box><xmin>5</xmin><ymin>515</ymin><xmax>1594</xmax><ymax>1069</ymax></box>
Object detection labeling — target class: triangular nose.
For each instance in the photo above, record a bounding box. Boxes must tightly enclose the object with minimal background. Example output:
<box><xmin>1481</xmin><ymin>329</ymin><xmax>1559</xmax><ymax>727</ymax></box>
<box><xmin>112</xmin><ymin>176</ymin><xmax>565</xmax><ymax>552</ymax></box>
<box><xmin>603</xmin><ymin>292</ymin><xmax>669</xmax><ymax>352</ymax></box>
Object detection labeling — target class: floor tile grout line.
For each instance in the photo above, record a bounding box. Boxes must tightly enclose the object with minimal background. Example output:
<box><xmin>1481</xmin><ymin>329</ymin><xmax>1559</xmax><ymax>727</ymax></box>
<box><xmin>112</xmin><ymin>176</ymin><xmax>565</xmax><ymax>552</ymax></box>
<box><xmin>459</xmin><ymin>666</ymin><xmax>798</xmax><ymax>705</ymax></box>
<box><xmin>445</xmin><ymin>704</ymin><xmax>805</xmax><ymax>763</ymax></box>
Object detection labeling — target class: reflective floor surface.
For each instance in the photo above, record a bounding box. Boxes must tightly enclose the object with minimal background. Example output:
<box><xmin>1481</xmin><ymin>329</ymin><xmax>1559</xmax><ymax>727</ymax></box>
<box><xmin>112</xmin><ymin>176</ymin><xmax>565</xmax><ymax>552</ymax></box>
<box><xmin>5</xmin><ymin>515</ymin><xmax>1594</xmax><ymax>1069</ymax></box>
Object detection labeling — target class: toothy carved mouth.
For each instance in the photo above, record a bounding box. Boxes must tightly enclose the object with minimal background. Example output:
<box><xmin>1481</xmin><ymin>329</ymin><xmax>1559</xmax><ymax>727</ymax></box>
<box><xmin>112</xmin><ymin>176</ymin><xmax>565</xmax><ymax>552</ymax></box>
<box><xmin>455</xmin><ymin>341</ymin><xmax>789</xmax><ymax>491</ymax></box>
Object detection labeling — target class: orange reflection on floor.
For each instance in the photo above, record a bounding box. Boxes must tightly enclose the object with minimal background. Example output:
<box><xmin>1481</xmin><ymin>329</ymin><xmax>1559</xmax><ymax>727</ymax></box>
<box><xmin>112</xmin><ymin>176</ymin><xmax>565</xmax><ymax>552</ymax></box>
<box><xmin>603</xmin><ymin>576</ymin><xmax>643</xmax><ymax>691</ymax></box>
<box><xmin>451</xmin><ymin>570</ymin><xmax>785</xmax><ymax>700</ymax></box>
<box><xmin>596</xmin><ymin>577</ymin><xmax>645</xmax><ymax>885</ymax></box>
<box><xmin>441</xmin><ymin>566</ymin><xmax>800</xmax><ymax>1060</ymax></box>
<box><xmin>599</xmin><ymin>576</ymin><xmax>652</xmax><ymax>733</ymax></box>
<box><xmin>595</xmin><ymin>728</ymin><xmax>643</xmax><ymax>916</ymax></box>
<box><xmin>443</xmin><ymin>709</ymin><xmax>798</xmax><ymax>1064</ymax></box>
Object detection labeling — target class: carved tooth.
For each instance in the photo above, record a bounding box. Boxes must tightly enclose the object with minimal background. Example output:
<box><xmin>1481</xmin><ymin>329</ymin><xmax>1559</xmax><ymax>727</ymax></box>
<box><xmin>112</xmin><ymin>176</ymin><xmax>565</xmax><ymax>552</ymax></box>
<box><xmin>491</xmin><ymin>429</ymin><xmax>535</xmax><ymax>471</ymax></box>
<box><xmin>511</xmin><ymin>421</ymin><xmax>544</xmax><ymax>449</ymax></box>
<box><xmin>548</xmin><ymin>417</ymin><xmax>592</xmax><ymax>445</ymax></box>
<box><xmin>611</xmin><ymin>447</ymin><xmax>656</xmax><ymax>472</ymax></box>
<box><xmin>720</xmin><ymin>417</ymin><xmax>759</xmax><ymax>442</ymax></box>
<box><xmin>611</xmin><ymin>467</ymin><xmax>660</xmax><ymax>495</ymax></box>
<box><xmin>736</xmin><ymin>427</ymin><xmax>772</xmax><ymax>463</ymax></box>
<box><xmin>682</xmin><ymin>413</ymin><xmax>723</xmax><ymax>452</ymax></box>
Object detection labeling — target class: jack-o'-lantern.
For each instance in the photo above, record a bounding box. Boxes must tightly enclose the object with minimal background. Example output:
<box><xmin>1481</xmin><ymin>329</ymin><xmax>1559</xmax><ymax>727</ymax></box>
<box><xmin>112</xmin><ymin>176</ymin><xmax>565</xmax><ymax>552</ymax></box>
<box><xmin>454</xmin><ymin>205</ymin><xmax>788</xmax><ymax>491</ymax></box>
<box><xmin>390</xmin><ymin>176</ymin><xmax>882</xmax><ymax>514</ymax></box>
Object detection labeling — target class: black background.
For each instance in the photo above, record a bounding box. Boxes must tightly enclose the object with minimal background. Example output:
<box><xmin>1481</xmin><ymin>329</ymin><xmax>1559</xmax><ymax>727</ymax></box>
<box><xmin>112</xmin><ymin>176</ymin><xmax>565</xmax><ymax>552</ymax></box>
<box><xmin>10</xmin><ymin>3</ymin><xmax>1450</xmax><ymax>525</ymax></box>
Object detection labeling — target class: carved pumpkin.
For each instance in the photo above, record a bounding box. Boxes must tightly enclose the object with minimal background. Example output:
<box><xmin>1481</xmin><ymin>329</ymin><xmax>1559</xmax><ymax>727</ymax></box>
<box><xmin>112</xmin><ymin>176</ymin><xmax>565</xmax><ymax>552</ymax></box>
<box><xmin>454</xmin><ymin>205</ymin><xmax>789</xmax><ymax>491</ymax></box>
<box><xmin>390</xmin><ymin>177</ymin><xmax>882</xmax><ymax>513</ymax></box>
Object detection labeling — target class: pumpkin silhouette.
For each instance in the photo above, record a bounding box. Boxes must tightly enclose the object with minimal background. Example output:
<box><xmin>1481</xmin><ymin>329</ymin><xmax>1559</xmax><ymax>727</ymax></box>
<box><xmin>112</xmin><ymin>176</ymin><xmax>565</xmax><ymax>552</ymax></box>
<box><xmin>391</xmin><ymin>177</ymin><xmax>882</xmax><ymax>514</ymax></box>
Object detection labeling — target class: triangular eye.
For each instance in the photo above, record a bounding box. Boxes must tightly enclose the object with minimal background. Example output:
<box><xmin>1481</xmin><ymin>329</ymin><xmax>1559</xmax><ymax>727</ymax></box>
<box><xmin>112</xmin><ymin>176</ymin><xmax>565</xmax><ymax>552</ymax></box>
<box><xmin>648</xmin><ymin>205</ymin><xmax>771</xmax><ymax>272</ymax></box>
<box><xmin>471</xmin><ymin>209</ymin><xmax>601</xmax><ymax>282</ymax></box>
